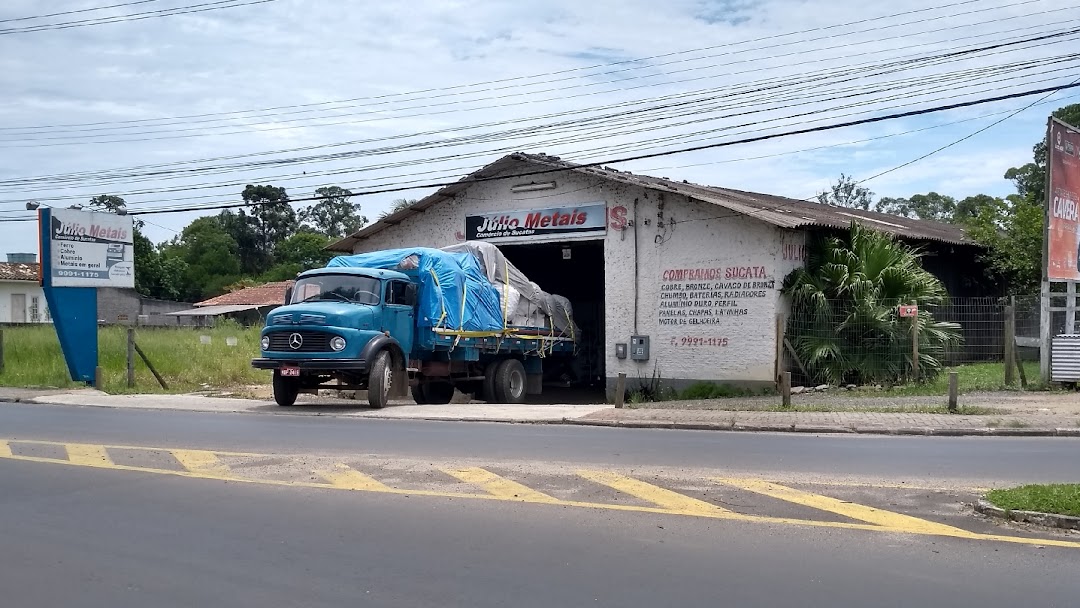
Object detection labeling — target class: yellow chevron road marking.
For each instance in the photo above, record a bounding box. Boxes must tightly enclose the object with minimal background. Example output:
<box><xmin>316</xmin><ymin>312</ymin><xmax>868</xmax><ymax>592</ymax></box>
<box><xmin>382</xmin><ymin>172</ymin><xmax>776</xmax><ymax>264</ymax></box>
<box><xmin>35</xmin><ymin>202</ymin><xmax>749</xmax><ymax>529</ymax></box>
<box><xmin>65</xmin><ymin>443</ymin><xmax>113</xmax><ymax>466</ymax></box>
<box><xmin>317</xmin><ymin>464</ymin><xmax>391</xmax><ymax>491</ymax></box>
<box><xmin>716</xmin><ymin>477</ymin><xmax>978</xmax><ymax>538</ymax></box>
<box><xmin>0</xmin><ymin>438</ymin><xmax>1076</xmax><ymax>549</ymax></box>
<box><xmin>578</xmin><ymin>470</ymin><xmax>733</xmax><ymax>516</ymax></box>
<box><xmin>444</xmin><ymin>467</ymin><xmax>560</xmax><ymax>503</ymax></box>
<box><xmin>171</xmin><ymin>450</ymin><xmax>231</xmax><ymax>476</ymax></box>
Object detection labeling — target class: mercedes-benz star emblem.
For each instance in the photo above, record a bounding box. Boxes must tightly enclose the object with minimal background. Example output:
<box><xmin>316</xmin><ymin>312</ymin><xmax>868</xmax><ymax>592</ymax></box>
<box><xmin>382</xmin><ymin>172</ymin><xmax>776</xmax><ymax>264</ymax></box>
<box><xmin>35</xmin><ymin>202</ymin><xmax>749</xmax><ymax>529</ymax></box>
<box><xmin>289</xmin><ymin>333</ymin><xmax>303</xmax><ymax>349</ymax></box>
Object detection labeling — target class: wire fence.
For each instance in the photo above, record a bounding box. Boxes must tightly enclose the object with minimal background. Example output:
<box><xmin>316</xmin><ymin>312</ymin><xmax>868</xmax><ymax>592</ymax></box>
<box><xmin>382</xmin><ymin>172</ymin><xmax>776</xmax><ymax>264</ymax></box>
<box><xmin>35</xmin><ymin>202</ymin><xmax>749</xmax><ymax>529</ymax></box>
<box><xmin>782</xmin><ymin>296</ymin><xmax>1047</xmax><ymax>387</ymax></box>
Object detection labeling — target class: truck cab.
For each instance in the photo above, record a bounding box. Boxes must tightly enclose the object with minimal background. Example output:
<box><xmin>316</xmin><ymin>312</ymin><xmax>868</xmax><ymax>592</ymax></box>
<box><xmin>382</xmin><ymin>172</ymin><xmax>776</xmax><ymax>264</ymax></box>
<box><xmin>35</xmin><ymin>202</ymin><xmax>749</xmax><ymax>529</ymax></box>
<box><xmin>252</xmin><ymin>267</ymin><xmax>416</xmax><ymax>407</ymax></box>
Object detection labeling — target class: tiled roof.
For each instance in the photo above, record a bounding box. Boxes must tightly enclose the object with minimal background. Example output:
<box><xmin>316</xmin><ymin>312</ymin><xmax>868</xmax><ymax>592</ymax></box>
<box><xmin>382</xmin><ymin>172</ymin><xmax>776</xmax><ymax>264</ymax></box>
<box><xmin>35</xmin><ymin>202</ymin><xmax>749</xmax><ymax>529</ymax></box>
<box><xmin>195</xmin><ymin>281</ymin><xmax>293</xmax><ymax>307</ymax></box>
<box><xmin>328</xmin><ymin>153</ymin><xmax>972</xmax><ymax>251</ymax></box>
<box><xmin>0</xmin><ymin>262</ymin><xmax>40</xmax><ymax>282</ymax></box>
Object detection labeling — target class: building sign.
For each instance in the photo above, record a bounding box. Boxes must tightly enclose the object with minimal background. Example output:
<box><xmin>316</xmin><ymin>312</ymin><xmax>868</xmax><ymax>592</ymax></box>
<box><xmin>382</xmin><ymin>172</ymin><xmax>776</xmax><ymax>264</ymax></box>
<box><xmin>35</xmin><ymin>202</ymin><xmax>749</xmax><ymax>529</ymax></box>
<box><xmin>898</xmin><ymin>304</ymin><xmax>918</xmax><ymax>318</ymax></box>
<box><xmin>1047</xmin><ymin>118</ymin><xmax>1080</xmax><ymax>281</ymax></box>
<box><xmin>49</xmin><ymin>209</ymin><xmax>135</xmax><ymax>288</ymax></box>
<box><xmin>465</xmin><ymin>203</ymin><xmax>607</xmax><ymax>240</ymax></box>
<box><xmin>657</xmin><ymin>265</ymin><xmax>774</xmax><ymax>350</ymax></box>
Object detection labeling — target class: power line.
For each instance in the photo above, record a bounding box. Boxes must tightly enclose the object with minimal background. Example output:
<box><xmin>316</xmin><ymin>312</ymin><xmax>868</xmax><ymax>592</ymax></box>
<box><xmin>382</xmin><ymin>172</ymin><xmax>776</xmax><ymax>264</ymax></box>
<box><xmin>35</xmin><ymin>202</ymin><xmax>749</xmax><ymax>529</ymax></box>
<box><xmin>104</xmin><ymin>82</ymin><xmax>1080</xmax><ymax>217</ymax></box>
<box><xmin>0</xmin><ymin>0</ymin><xmax>281</xmax><ymax>35</ymax></box>
<box><xmin>0</xmin><ymin>0</ymin><xmax>993</xmax><ymax>127</ymax></box>
<box><xmin>0</xmin><ymin>0</ymin><xmax>164</xmax><ymax>24</ymax></box>
<box><xmin>4</xmin><ymin>83</ymin><xmax>1075</xmax><ymax>225</ymax></box>
<box><xmin>855</xmin><ymin>77</ymin><xmax>1080</xmax><ymax>185</ymax></box>
<box><xmin>6</xmin><ymin>2</ymin><xmax>1063</xmax><ymax>147</ymax></box>
<box><xmin>7</xmin><ymin>56</ymin><xmax>1071</xmax><ymax>205</ymax></box>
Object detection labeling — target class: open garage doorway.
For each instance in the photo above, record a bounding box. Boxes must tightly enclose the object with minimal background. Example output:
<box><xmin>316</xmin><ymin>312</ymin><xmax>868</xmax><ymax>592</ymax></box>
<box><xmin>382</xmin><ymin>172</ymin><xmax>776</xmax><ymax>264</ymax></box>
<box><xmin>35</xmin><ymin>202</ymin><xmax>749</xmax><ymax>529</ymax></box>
<box><xmin>499</xmin><ymin>239</ymin><xmax>606</xmax><ymax>403</ymax></box>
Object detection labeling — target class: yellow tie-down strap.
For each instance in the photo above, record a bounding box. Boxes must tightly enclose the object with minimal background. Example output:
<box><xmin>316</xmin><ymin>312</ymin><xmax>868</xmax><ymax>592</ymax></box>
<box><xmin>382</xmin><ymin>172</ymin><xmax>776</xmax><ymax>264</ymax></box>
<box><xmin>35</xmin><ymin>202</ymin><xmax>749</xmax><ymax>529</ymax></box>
<box><xmin>432</xmin><ymin>328</ymin><xmax>573</xmax><ymax>343</ymax></box>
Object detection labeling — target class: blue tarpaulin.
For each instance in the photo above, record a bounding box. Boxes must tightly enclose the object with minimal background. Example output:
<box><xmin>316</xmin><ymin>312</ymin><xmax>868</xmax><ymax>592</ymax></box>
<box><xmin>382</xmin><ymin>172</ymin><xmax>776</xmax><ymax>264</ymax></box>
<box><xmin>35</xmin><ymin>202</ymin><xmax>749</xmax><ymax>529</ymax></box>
<box><xmin>327</xmin><ymin>248</ymin><xmax>505</xmax><ymax>331</ymax></box>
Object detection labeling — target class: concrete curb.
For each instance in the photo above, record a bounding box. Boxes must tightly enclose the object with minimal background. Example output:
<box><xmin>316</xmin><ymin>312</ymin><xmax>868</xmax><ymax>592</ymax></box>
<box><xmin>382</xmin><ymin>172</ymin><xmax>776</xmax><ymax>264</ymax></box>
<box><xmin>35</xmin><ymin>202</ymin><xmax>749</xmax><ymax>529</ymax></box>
<box><xmin>555</xmin><ymin>419</ymin><xmax>1080</xmax><ymax>437</ymax></box>
<box><xmin>4</xmin><ymin>396</ymin><xmax>1080</xmax><ymax>437</ymax></box>
<box><xmin>975</xmin><ymin>499</ymin><xmax>1080</xmax><ymax>531</ymax></box>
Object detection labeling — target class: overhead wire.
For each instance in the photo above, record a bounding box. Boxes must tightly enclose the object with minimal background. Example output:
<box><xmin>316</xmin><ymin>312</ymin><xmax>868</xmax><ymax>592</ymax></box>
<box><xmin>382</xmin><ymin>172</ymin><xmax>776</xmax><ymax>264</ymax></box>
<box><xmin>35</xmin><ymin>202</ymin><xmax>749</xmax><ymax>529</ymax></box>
<box><xmin>0</xmin><ymin>0</ymin><xmax>282</xmax><ymax>35</ymax></box>
<box><xmin>5</xmin><ymin>52</ymin><xmax>1072</xmax><ymax>206</ymax></box>
<box><xmin>3</xmin><ymin>2</ymin><xmax>1066</xmax><ymax>146</ymax></box>
<box><xmin>0</xmin><ymin>0</ymin><xmax>164</xmax><ymax>24</ymax></box>
<box><xmin>0</xmin><ymin>0</ymin><xmax>1000</xmax><ymax>130</ymax></box>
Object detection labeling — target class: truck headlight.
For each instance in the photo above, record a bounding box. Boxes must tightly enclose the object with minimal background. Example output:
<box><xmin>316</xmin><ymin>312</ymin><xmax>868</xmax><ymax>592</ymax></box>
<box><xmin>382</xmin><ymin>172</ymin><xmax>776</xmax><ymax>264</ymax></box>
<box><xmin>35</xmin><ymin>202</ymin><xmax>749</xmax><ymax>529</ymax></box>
<box><xmin>330</xmin><ymin>336</ymin><xmax>346</xmax><ymax>351</ymax></box>
<box><xmin>261</xmin><ymin>336</ymin><xmax>270</xmax><ymax>350</ymax></box>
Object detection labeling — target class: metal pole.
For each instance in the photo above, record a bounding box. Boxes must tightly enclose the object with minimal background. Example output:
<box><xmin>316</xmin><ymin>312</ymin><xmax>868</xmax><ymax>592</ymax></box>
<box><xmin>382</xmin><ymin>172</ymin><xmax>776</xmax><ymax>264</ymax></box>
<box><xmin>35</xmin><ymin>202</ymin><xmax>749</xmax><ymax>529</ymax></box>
<box><xmin>94</xmin><ymin>366</ymin><xmax>104</xmax><ymax>390</ymax></box>
<box><xmin>126</xmin><ymin>328</ymin><xmax>135</xmax><ymax>388</ymax></box>
<box><xmin>781</xmin><ymin>371</ymin><xmax>792</xmax><ymax>409</ymax></box>
<box><xmin>614</xmin><ymin>372</ymin><xmax>626</xmax><ymax>409</ymax></box>
<box><xmin>1004</xmin><ymin>304</ymin><xmax>1016</xmax><ymax>386</ymax></box>
<box><xmin>911</xmin><ymin>315</ymin><xmax>920</xmax><ymax>380</ymax></box>
<box><xmin>947</xmin><ymin>372</ymin><xmax>959</xmax><ymax>412</ymax></box>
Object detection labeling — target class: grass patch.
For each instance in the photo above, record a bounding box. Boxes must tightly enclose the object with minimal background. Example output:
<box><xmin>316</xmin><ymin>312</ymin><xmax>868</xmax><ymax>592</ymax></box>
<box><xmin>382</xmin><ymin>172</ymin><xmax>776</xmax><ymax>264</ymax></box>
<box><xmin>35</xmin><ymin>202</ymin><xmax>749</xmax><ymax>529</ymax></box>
<box><xmin>0</xmin><ymin>323</ymin><xmax>266</xmax><ymax>394</ymax></box>
<box><xmin>985</xmin><ymin>484</ymin><xmax>1080</xmax><ymax>518</ymax></box>
<box><xmin>844</xmin><ymin>361</ymin><xmax>1044</xmax><ymax>397</ymax></box>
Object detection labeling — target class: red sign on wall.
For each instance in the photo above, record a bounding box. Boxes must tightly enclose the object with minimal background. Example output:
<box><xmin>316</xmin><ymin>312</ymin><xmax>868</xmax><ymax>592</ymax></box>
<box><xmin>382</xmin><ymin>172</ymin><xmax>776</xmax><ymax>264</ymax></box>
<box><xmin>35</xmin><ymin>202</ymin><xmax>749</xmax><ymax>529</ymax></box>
<box><xmin>898</xmin><ymin>304</ymin><xmax>918</xmax><ymax>318</ymax></box>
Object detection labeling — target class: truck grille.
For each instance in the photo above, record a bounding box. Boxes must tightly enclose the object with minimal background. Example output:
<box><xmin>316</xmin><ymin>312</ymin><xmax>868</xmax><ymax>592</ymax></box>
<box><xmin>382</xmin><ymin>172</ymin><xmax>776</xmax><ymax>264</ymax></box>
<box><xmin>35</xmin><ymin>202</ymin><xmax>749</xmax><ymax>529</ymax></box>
<box><xmin>265</xmin><ymin>330</ymin><xmax>334</xmax><ymax>352</ymax></box>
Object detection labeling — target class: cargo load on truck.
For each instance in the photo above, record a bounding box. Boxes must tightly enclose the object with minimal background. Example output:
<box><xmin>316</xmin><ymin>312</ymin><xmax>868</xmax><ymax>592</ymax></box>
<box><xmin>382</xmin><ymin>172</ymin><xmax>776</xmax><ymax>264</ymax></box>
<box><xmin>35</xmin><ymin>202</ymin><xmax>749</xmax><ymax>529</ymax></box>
<box><xmin>326</xmin><ymin>242</ymin><xmax>579</xmax><ymax>339</ymax></box>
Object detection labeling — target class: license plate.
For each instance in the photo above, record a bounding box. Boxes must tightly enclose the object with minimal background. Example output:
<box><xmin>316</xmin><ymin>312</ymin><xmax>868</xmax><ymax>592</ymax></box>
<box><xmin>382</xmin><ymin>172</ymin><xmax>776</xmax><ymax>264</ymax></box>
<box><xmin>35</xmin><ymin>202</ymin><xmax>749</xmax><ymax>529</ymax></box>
<box><xmin>280</xmin><ymin>366</ymin><xmax>301</xmax><ymax>377</ymax></box>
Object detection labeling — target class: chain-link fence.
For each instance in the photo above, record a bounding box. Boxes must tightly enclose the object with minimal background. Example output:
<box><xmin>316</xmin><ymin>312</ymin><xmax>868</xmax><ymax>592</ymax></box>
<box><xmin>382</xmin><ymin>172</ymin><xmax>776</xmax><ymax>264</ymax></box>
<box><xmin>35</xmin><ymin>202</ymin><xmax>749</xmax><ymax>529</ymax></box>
<box><xmin>782</xmin><ymin>296</ymin><xmax>1042</xmax><ymax>387</ymax></box>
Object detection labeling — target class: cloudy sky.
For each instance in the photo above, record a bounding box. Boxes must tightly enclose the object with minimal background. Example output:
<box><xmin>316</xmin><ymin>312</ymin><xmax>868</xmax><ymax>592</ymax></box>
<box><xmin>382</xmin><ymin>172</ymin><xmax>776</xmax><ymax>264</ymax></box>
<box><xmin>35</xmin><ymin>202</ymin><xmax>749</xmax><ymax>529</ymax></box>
<box><xmin>1</xmin><ymin>0</ymin><xmax>1077</xmax><ymax>253</ymax></box>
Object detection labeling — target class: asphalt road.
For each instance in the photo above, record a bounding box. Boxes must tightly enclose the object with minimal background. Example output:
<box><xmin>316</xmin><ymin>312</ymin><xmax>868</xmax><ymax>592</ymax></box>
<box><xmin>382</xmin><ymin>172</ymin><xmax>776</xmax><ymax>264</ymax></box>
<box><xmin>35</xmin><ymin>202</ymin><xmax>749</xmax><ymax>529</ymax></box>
<box><xmin>2</xmin><ymin>402</ymin><xmax>1079</xmax><ymax>484</ymax></box>
<box><xmin>2</xmin><ymin>403</ymin><xmax>1079</xmax><ymax>607</ymax></box>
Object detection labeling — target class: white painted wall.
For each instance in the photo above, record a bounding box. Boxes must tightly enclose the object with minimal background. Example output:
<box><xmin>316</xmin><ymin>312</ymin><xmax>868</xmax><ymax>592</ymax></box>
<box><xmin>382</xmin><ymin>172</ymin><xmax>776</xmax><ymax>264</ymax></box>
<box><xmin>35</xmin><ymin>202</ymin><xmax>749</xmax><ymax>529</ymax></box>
<box><xmin>0</xmin><ymin>281</ymin><xmax>49</xmax><ymax>323</ymax></box>
<box><xmin>349</xmin><ymin>163</ymin><xmax>806</xmax><ymax>387</ymax></box>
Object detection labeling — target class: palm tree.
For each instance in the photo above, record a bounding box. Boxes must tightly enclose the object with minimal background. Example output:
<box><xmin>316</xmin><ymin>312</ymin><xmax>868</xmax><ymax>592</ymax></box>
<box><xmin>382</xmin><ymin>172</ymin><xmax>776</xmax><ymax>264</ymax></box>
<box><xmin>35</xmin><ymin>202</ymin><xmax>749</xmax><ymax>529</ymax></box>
<box><xmin>781</xmin><ymin>222</ymin><xmax>961</xmax><ymax>385</ymax></box>
<box><xmin>377</xmin><ymin>198</ymin><xmax>417</xmax><ymax>221</ymax></box>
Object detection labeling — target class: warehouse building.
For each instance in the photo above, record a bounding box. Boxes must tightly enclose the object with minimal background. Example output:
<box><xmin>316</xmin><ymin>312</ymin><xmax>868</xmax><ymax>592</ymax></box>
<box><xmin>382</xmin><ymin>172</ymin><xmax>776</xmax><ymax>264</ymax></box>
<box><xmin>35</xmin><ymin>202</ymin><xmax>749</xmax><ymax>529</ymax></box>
<box><xmin>328</xmin><ymin>153</ymin><xmax>979</xmax><ymax>397</ymax></box>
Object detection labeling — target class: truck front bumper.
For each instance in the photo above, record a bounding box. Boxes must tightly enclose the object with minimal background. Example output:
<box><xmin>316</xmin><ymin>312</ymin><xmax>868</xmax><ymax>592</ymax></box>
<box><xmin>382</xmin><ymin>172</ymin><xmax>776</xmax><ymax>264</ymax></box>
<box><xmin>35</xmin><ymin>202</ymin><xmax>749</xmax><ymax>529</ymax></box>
<box><xmin>251</xmin><ymin>358</ymin><xmax>367</xmax><ymax>372</ymax></box>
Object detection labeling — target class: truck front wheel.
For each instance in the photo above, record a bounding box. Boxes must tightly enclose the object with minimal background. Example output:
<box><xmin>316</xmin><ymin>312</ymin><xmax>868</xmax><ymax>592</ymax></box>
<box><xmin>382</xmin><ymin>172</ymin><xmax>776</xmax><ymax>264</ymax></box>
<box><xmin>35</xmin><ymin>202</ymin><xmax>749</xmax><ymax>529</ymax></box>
<box><xmin>368</xmin><ymin>350</ymin><xmax>394</xmax><ymax>409</ymax></box>
<box><xmin>272</xmin><ymin>371</ymin><xmax>300</xmax><ymax>407</ymax></box>
<box><xmin>493</xmin><ymin>358</ymin><xmax>527</xmax><ymax>404</ymax></box>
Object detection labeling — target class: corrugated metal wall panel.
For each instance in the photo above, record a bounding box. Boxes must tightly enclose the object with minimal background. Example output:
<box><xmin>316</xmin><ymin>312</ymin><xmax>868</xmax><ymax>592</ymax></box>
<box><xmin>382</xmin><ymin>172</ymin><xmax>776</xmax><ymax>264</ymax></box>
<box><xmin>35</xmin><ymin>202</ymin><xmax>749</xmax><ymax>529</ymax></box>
<box><xmin>1051</xmin><ymin>335</ymin><xmax>1080</xmax><ymax>382</ymax></box>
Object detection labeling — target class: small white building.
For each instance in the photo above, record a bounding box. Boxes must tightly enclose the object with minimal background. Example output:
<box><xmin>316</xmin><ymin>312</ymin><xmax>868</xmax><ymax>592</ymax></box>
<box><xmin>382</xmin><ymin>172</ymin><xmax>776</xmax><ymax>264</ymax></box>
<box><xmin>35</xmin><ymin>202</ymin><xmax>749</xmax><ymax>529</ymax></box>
<box><xmin>0</xmin><ymin>254</ymin><xmax>49</xmax><ymax>324</ymax></box>
<box><xmin>328</xmin><ymin>154</ymin><xmax>974</xmax><ymax>395</ymax></box>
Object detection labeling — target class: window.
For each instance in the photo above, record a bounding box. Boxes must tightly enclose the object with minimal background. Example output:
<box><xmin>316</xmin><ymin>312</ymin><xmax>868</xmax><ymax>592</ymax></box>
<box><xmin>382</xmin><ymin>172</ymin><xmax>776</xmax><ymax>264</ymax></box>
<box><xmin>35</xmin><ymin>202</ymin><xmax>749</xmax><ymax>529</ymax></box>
<box><xmin>29</xmin><ymin>296</ymin><xmax>40</xmax><ymax>323</ymax></box>
<box><xmin>289</xmin><ymin>275</ymin><xmax>381</xmax><ymax>306</ymax></box>
<box><xmin>386</xmin><ymin>281</ymin><xmax>417</xmax><ymax>307</ymax></box>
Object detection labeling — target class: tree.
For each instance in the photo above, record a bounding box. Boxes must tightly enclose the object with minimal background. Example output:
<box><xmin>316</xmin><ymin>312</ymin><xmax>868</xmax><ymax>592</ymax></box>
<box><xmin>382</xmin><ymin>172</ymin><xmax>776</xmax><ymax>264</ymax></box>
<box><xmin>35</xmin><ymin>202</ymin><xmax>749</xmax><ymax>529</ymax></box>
<box><xmin>163</xmin><ymin>217</ymin><xmax>243</xmax><ymax>301</ymax></box>
<box><xmin>133</xmin><ymin>227</ymin><xmax>187</xmax><ymax>301</ymax></box>
<box><xmin>217</xmin><ymin>209</ymin><xmax>266</xmax><ymax>275</ymax></box>
<box><xmin>816</xmin><ymin>174</ymin><xmax>873</xmax><ymax>210</ymax></box>
<box><xmin>875</xmin><ymin>192</ymin><xmax>957</xmax><ymax>222</ymax></box>
<box><xmin>260</xmin><ymin>233</ymin><xmax>334</xmax><ymax>281</ymax></box>
<box><xmin>781</xmin><ymin>222</ymin><xmax>961</xmax><ymax>385</ymax></box>
<box><xmin>300</xmin><ymin>186</ymin><xmax>367</xmax><ymax>238</ymax></box>
<box><xmin>88</xmin><ymin>194</ymin><xmax>128</xmax><ymax>213</ymax></box>
<box><xmin>972</xmin><ymin>104</ymin><xmax>1080</xmax><ymax>295</ymax></box>
<box><xmin>965</xmin><ymin>194</ymin><xmax>1043</xmax><ymax>295</ymax></box>
<box><xmin>1003</xmin><ymin>104</ymin><xmax>1080</xmax><ymax>205</ymax></box>
<box><xmin>378</xmin><ymin>198</ymin><xmax>417</xmax><ymax>220</ymax></box>
<box><xmin>241</xmin><ymin>184</ymin><xmax>297</xmax><ymax>264</ymax></box>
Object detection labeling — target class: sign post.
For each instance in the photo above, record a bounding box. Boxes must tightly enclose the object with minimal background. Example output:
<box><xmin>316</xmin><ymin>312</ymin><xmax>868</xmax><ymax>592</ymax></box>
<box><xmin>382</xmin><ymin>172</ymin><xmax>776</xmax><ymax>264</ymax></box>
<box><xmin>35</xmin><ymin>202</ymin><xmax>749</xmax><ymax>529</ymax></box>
<box><xmin>899</xmin><ymin>304</ymin><xmax>919</xmax><ymax>379</ymax></box>
<box><xmin>38</xmin><ymin>207</ymin><xmax>135</xmax><ymax>384</ymax></box>
<box><xmin>1041</xmin><ymin>117</ymin><xmax>1080</xmax><ymax>382</ymax></box>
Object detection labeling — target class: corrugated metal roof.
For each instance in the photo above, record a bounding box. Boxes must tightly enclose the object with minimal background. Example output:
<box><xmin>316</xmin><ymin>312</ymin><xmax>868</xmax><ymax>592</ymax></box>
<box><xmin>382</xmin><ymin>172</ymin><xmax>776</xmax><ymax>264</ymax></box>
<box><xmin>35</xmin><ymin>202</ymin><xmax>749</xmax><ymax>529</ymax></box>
<box><xmin>195</xmin><ymin>281</ymin><xmax>293</xmax><ymax>307</ymax></box>
<box><xmin>0</xmin><ymin>262</ymin><xmax>40</xmax><ymax>282</ymax></box>
<box><xmin>167</xmin><ymin>304</ymin><xmax>266</xmax><ymax>316</ymax></box>
<box><xmin>327</xmin><ymin>153</ymin><xmax>972</xmax><ymax>252</ymax></box>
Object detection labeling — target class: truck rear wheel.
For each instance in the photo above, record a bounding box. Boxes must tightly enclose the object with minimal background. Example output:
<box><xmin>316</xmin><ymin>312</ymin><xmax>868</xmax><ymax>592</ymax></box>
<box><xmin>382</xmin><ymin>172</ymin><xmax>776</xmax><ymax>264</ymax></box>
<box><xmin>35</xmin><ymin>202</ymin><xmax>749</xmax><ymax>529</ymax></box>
<box><xmin>368</xmin><ymin>350</ymin><xmax>394</xmax><ymax>409</ymax></box>
<box><xmin>272</xmin><ymin>371</ymin><xmax>300</xmax><ymax>407</ymax></box>
<box><xmin>493</xmin><ymin>358</ymin><xmax>527</xmax><ymax>404</ymax></box>
<box><xmin>481</xmin><ymin>360</ymin><xmax>500</xmax><ymax>403</ymax></box>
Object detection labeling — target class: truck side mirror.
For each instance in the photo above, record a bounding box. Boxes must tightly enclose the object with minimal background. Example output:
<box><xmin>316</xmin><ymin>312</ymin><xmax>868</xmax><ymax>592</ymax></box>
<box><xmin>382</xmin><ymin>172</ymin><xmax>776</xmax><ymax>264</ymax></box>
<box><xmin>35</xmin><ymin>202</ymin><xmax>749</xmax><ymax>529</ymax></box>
<box><xmin>284</xmin><ymin>286</ymin><xmax>293</xmax><ymax>305</ymax></box>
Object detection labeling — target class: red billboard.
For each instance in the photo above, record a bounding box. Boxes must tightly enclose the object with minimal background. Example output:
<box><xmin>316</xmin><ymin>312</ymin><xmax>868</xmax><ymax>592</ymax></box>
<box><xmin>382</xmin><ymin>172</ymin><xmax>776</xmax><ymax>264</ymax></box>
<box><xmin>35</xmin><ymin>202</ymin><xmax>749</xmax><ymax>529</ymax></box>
<box><xmin>1047</xmin><ymin>118</ymin><xmax>1080</xmax><ymax>281</ymax></box>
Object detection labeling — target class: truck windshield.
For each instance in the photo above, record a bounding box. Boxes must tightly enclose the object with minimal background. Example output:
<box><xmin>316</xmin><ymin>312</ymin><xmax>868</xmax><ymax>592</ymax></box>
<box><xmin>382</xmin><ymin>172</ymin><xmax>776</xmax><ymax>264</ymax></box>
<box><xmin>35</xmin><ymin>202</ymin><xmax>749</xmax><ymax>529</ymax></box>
<box><xmin>290</xmin><ymin>275</ymin><xmax>381</xmax><ymax>305</ymax></box>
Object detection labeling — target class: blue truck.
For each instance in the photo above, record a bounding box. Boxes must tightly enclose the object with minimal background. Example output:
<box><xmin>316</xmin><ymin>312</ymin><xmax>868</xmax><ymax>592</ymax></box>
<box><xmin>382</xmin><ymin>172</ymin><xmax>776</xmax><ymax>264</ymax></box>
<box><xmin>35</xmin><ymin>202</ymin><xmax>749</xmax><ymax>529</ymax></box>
<box><xmin>251</xmin><ymin>245</ymin><xmax>577</xmax><ymax>408</ymax></box>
